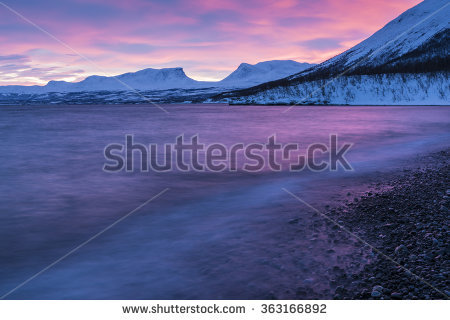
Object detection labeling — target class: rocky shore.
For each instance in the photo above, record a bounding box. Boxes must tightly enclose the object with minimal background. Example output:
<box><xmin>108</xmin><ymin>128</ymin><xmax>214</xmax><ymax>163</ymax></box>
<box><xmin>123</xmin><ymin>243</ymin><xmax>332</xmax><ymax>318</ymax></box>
<box><xmin>329</xmin><ymin>150</ymin><xmax>449</xmax><ymax>300</ymax></box>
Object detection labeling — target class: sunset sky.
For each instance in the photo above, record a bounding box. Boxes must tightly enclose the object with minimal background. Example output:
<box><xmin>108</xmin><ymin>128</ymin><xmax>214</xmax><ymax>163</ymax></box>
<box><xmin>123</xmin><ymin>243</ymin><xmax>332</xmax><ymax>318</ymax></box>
<box><xmin>0</xmin><ymin>0</ymin><xmax>421</xmax><ymax>85</ymax></box>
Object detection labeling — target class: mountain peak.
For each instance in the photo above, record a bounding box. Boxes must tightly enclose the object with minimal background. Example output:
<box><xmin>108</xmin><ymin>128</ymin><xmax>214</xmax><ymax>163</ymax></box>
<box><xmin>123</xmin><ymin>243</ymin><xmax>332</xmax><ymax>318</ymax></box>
<box><xmin>237</xmin><ymin>63</ymin><xmax>252</xmax><ymax>68</ymax></box>
<box><xmin>221</xmin><ymin>60</ymin><xmax>315</xmax><ymax>86</ymax></box>
<box><xmin>319</xmin><ymin>0</ymin><xmax>449</xmax><ymax>69</ymax></box>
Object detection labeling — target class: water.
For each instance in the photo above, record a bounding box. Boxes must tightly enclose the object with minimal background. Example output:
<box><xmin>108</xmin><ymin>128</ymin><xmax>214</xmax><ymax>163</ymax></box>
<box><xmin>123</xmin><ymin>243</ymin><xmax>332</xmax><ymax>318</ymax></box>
<box><xmin>0</xmin><ymin>105</ymin><xmax>448</xmax><ymax>299</ymax></box>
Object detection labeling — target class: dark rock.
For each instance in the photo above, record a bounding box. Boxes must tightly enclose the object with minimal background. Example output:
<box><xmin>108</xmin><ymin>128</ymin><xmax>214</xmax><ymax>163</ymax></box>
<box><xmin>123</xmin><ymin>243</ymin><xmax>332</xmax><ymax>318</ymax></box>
<box><xmin>372</xmin><ymin>285</ymin><xmax>383</xmax><ymax>293</ymax></box>
<box><xmin>395</xmin><ymin>245</ymin><xmax>408</xmax><ymax>255</ymax></box>
<box><xmin>371</xmin><ymin>291</ymin><xmax>382</xmax><ymax>298</ymax></box>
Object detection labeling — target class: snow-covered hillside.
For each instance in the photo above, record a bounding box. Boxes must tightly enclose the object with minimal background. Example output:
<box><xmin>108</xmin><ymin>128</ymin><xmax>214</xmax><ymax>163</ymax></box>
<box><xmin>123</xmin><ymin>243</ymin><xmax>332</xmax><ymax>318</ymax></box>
<box><xmin>214</xmin><ymin>0</ymin><xmax>449</xmax><ymax>105</ymax></box>
<box><xmin>215</xmin><ymin>73</ymin><xmax>448</xmax><ymax>105</ymax></box>
<box><xmin>310</xmin><ymin>0</ymin><xmax>449</xmax><ymax>72</ymax></box>
<box><xmin>220</xmin><ymin>60</ymin><xmax>313</xmax><ymax>86</ymax></box>
<box><xmin>0</xmin><ymin>60</ymin><xmax>313</xmax><ymax>94</ymax></box>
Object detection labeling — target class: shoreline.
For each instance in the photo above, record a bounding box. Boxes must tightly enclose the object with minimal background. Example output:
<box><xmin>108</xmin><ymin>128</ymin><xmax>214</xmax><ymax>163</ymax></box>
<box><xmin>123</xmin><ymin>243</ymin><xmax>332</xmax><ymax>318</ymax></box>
<box><xmin>1</xmin><ymin>103</ymin><xmax>450</xmax><ymax>107</ymax></box>
<box><xmin>325</xmin><ymin>149</ymin><xmax>449</xmax><ymax>299</ymax></box>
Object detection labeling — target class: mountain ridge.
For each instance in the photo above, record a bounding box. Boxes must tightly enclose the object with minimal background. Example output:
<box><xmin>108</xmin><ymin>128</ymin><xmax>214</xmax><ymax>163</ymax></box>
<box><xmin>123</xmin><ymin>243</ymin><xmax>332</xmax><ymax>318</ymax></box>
<box><xmin>212</xmin><ymin>0</ymin><xmax>449</xmax><ymax>105</ymax></box>
<box><xmin>0</xmin><ymin>60</ymin><xmax>315</xmax><ymax>94</ymax></box>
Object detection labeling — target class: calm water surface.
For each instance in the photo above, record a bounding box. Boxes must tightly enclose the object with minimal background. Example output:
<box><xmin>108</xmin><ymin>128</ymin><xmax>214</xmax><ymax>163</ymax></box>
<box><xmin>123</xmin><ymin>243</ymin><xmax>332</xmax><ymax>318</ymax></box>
<box><xmin>0</xmin><ymin>105</ymin><xmax>449</xmax><ymax>299</ymax></box>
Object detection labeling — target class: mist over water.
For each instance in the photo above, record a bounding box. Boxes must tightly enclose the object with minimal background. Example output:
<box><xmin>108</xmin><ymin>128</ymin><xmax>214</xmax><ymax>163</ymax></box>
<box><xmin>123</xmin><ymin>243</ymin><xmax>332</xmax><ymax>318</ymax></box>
<box><xmin>0</xmin><ymin>105</ymin><xmax>448</xmax><ymax>299</ymax></box>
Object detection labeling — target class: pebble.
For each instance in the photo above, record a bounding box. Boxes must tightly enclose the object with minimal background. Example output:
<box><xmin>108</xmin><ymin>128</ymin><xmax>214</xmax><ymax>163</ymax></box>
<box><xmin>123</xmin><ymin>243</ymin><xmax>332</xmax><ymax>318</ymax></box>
<box><xmin>394</xmin><ymin>244</ymin><xmax>408</xmax><ymax>255</ymax></box>
<box><xmin>372</xmin><ymin>285</ymin><xmax>384</xmax><ymax>293</ymax></box>
<box><xmin>391</xmin><ymin>292</ymin><xmax>402</xmax><ymax>299</ymax></box>
<box><xmin>371</xmin><ymin>291</ymin><xmax>382</xmax><ymax>298</ymax></box>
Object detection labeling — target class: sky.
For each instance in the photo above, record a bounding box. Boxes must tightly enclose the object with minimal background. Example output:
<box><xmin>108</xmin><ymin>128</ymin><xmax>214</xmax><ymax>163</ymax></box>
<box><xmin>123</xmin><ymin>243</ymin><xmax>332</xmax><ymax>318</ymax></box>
<box><xmin>0</xmin><ymin>0</ymin><xmax>422</xmax><ymax>85</ymax></box>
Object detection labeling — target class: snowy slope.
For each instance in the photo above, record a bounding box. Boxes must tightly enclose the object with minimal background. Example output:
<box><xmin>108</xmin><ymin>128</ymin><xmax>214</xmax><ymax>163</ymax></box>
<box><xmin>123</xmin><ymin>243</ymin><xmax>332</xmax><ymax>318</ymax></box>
<box><xmin>214</xmin><ymin>0</ymin><xmax>449</xmax><ymax>105</ymax></box>
<box><xmin>214</xmin><ymin>73</ymin><xmax>448</xmax><ymax>105</ymax></box>
<box><xmin>312</xmin><ymin>0</ymin><xmax>449</xmax><ymax>71</ymax></box>
<box><xmin>0</xmin><ymin>60</ymin><xmax>313</xmax><ymax>94</ymax></box>
<box><xmin>220</xmin><ymin>60</ymin><xmax>313</xmax><ymax>86</ymax></box>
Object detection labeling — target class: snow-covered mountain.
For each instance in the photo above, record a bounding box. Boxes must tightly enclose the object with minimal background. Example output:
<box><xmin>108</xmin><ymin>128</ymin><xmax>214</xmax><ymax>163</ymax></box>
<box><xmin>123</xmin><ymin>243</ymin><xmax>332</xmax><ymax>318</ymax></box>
<box><xmin>219</xmin><ymin>60</ymin><xmax>313</xmax><ymax>86</ymax></box>
<box><xmin>48</xmin><ymin>67</ymin><xmax>202</xmax><ymax>91</ymax></box>
<box><xmin>0</xmin><ymin>60</ymin><xmax>314</xmax><ymax>94</ymax></box>
<box><xmin>214</xmin><ymin>0</ymin><xmax>449</xmax><ymax>105</ymax></box>
<box><xmin>312</xmin><ymin>0</ymin><xmax>449</xmax><ymax>73</ymax></box>
<box><xmin>0</xmin><ymin>67</ymin><xmax>208</xmax><ymax>94</ymax></box>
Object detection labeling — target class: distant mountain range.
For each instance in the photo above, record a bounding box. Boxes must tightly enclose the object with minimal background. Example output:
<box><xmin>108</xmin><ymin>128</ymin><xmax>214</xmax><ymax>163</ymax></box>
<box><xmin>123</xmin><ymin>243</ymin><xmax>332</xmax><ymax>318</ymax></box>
<box><xmin>213</xmin><ymin>0</ymin><xmax>449</xmax><ymax>105</ymax></box>
<box><xmin>0</xmin><ymin>0</ymin><xmax>447</xmax><ymax>105</ymax></box>
<box><xmin>0</xmin><ymin>60</ymin><xmax>314</xmax><ymax>94</ymax></box>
